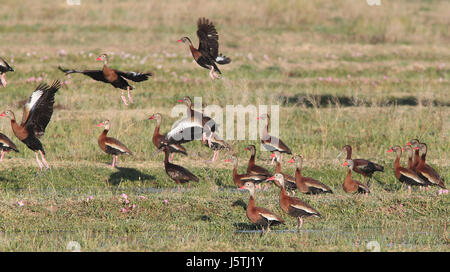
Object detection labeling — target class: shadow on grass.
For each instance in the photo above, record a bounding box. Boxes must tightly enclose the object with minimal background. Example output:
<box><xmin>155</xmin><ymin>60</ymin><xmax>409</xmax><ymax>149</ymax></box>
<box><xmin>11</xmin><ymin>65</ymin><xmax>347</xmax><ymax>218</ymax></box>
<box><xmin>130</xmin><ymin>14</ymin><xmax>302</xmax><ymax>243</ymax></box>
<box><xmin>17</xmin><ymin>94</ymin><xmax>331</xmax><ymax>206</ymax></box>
<box><xmin>231</xmin><ymin>199</ymin><xmax>247</xmax><ymax>211</ymax></box>
<box><xmin>233</xmin><ymin>222</ymin><xmax>259</xmax><ymax>231</ymax></box>
<box><xmin>108</xmin><ymin>167</ymin><xmax>155</xmax><ymax>186</ymax></box>
<box><xmin>279</xmin><ymin>94</ymin><xmax>450</xmax><ymax>107</ymax></box>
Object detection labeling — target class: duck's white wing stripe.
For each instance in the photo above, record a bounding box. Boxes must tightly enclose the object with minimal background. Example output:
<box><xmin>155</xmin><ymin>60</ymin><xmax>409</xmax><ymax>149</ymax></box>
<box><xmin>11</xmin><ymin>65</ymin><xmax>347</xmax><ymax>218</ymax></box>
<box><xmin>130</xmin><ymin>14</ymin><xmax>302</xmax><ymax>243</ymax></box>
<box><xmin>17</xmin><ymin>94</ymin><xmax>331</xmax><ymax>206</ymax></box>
<box><xmin>290</xmin><ymin>204</ymin><xmax>317</xmax><ymax>214</ymax></box>
<box><xmin>167</xmin><ymin>119</ymin><xmax>203</xmax><ymax>140</ymax></box>
<box><xmin>259</xmin><ymin>213</ymin><xmax>279</xmax><ymax>222</ymax></box>
<box><xmin>25</xmin><ymin>90</ymin><xmax>44</xmax><ymax>113</ymax></box>
<box><xmin>400</xmin><ymin>170</ymin><xmax>426</xmax><ymax>184</ymax></box>
<box><xmin>105</xmin><ymin>142</ymin><xmax>127</xmax><ymax>153</ymax></box>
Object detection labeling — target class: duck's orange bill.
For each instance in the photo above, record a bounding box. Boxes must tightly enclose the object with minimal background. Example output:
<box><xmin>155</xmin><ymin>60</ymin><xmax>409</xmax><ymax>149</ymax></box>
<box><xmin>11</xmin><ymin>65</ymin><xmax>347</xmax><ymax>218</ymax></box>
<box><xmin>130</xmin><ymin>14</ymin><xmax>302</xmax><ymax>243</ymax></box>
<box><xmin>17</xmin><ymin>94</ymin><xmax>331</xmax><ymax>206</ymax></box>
<box><xmin>95</xmin><ymin>57</ymin><xmax>102</xmax><ymax>61</ymax></box>
<box><xmin>386</xmin><ymin>149</ymin><xmax>393</xmax><ymax>153</ymax></box>
<box><xmin>239</xmin><ymin>185</ymin><xmax>246</xmax><ymax>190</ymax></box>
<box><xmin>267</xmin><ymin>176</ymin><xmax>275</xmax><ymax>181</ymax></box>
<box><xmin>270</xmin><ymin>153</ymin><xmax>276</xmax><ymax>158</ymax></box>
<box><xmin>177</xmin><ymin>99</ymin><xmax>183</xmax><ymax>102</ymax></box>
<box><xmin>96</xmin><ymin>123</ymin><xmax>104</xmax><ymax>127</ymax></box>
<box><xmin>405</xmin><ymin>142</ymin><xmax>412</xmax><ymax>146</ymax></box>
<box><xmin>148</xmin><ymin>115</ymin><xmax>155</xmax><ymax>120</ymax></box>
<box><xmin>224</xmin><ymin>159</ymin><xmax>231</xmax><ymax>162</ymax></box>
<box><xmin>0</xmin><ymin>112</ymin><xmax>5</xmax><ymax>117</ymax></box>
<box><xmin>177</xmin><ymin>40</ymin><xmax>182</xmax><ymax>42</ymax></box>
<box><xmin>287</xmin><ymin>158</ymin><xmax>295</xmax><ymax>163</ymax></box>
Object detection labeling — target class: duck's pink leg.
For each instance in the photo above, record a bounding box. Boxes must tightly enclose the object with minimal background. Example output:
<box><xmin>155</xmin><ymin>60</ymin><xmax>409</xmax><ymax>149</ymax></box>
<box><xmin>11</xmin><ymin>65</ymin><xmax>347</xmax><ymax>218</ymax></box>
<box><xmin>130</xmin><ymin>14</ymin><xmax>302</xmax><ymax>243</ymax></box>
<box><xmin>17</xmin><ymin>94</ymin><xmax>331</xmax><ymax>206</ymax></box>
<box><xmin>39</xmin><ymin>150</ymin><xmax>50</xmax><ymax>169</ymax></box>
<box><xmin>209</xmin><ymin>67</ymin><xmax>215</xmax><ymax>81</ymax></box>
<box><xmin>0</xmin><ymin>150</ymin><xmax>5</xmax><ymax>161</ymax></box>
<box><xmin>35</xmin><ymin>152</ymin><xmax>43</xmax><ymax>172</ymax></box>
<box><xmin>0</xmin><ymin>74</ymin><xmax>6</xmax><ymax>87</ymax></box>
<box><xmin>170</xmin><ymin>153</ymin><xmax>174</xmax><ymax>162</ymax></box>
<box><xmin>121</xmin><ymin>90</ymin><xmax>129</xmax><ymax>106</ymax></box>
<box><xmin>298</xmin><ymin>217</ymin><xmax>303</xmax><ymax>231</ymax></box>
<box><xmin>127</xmin><ymin>86</ymin><xmax>133</xmax><ymax>104</ymax></box>
<box><xmin>271</xmin><ymin>154</ymin><xmax>276</xmax><ymax>165</ymax></box>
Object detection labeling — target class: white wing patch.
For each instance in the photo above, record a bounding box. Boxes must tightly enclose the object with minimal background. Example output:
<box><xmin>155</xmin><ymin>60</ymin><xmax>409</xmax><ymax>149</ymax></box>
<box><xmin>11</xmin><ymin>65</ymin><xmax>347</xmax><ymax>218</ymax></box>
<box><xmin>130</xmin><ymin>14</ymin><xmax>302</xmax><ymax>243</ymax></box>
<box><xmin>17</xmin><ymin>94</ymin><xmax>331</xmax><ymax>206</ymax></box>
<box><xmin>105</xmin><ymin>142</ymin><xmax>127</xmax><ymax>153</ymax></box>
<box><xmin>26</xmin><ymin>90</ymin><xmax>44</xmax><ymax>112</ymax></box>
<box><xmin>167</xmin><ymin>119</ymin><xmax>203</xmax><ymax>140</ymax></box>
<box><xmin>216</xmin><ymin>56</ymin><xmax>225</xmax><ymax>62</ymax></box>
<box><xmin>400</xmin><ymin>170</ymin><xmax>426</xmax><ymax>184</ymax></box>
<box><xmin>259</xmin><ymin>213</ymin><xmax>279</xmax><ymax>222</ymax></box>
<box><xmin>290</xmin><ymin>204</ymin><xmax>317</xmax><ymax>214</ymax></box>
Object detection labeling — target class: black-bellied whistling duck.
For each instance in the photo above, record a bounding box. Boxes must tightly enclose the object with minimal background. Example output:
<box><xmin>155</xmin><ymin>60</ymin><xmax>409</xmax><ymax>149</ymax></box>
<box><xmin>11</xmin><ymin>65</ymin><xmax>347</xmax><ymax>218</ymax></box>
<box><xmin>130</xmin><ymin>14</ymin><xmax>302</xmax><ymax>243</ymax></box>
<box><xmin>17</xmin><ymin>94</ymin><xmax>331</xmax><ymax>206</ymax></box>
<box><xmin>0</xmin><ymin>80</ymin><xmax>61</xmax><ymax>172</ymax></box>
<box><xmin>289</xmin><ymin>155</ymin><xmax>333</xmax><ymax>195</ymax></box>
<box><xmin>201</xmin><ymin>132</ymin><xmax>230</xmax><ymax>163</ymax></box>
<box><xmin>0</xmin><ymin>132</ymin><xmax>19</xmax><ymax>161</ymax></box>
<box><xmin>97</xmin><ymin>120</ymin><xmax>133</xmax><ymax>168</ymax></box>
<box><xmin>258</xmin><ymin>114</ymin><xmax>291</xmax><ymax>164</ymax></box>
<box><xmin>178</xmin><ymin>17</ymin><xmax>231</xmax><ymax>80</ymax></box>
<box><xmin>414</xmin><ymin>143</ymin><xmax>446</xmax><ymax>189</ymax></box>
<box><xmin>239</xmin><ymin>181</ymin><xmax>284</xmax><ymax>235</ymax></box>
<box><xmin>272</xmin><ymin>151</ymin><xmax>297</xmax><ymax>193</ymax></box>
<box><xmin>148</xmin><ymin>113</ymin><xmax>187</xmax><ymax>162</ymax></box>
<box><xmin>342</xmin><ymin>160</ymin><xmax>370</xmax><ymax>195</ymax></box>
<box><xmin>225</xmin><ymin>156</ymin><xmax>269</xmax><ymax>187</ymax></box>
<box><xmin>268</xmin><ymin>173</ymin><xmax>321</xmax><ymax>231</ymax></box>
<box><xmin>0</xmin><ymin>57</ymin><xmax>14</xmax><ymax>87</ymax></box>
<box><xmin>402</xmin><ymin>145</ymin><xmax>416</xmax><ymax>170</ymax></box>
<box><xmin>386</xmin><ymin>146</ymin><xmax>428</xmax><ymax>194</ymax></box>
<box><xmin>162</xmin><ymin>146</ymin><xmax>199</xmax><ymax>185</ymax></box>
<box><xmin>245</xmin><ymin>145</ymin><xmax>272</xmax><ymax>177</ymax></box>
<box><xmin>337</xmin><ymin>145</ymin><xmax>384</xmax><ymax>187</ymax></box>
<box><xmin>178</xmin><ymin>96</ymin><xmax>217</xmax><ymax>146</ymax></box>
<box><xmin>58</xmin><ymin>53</ymin><xmax>152</xmax><ymax>105</ymax></box>
<box><xmin>406</xmin><ymin>139</ymin><xmax>421</xmax><ymax>170</ymax></box>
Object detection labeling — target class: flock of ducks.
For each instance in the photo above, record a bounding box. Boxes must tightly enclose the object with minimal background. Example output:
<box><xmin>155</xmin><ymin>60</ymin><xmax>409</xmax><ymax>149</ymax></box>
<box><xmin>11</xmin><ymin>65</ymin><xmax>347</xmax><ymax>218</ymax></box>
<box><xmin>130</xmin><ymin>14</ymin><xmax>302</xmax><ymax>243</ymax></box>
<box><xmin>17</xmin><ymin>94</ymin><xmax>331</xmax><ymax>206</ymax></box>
<box><xmin>0</xmin><ymin>18</ymin><xmax>447</xmax><ymax>234</ymax></box>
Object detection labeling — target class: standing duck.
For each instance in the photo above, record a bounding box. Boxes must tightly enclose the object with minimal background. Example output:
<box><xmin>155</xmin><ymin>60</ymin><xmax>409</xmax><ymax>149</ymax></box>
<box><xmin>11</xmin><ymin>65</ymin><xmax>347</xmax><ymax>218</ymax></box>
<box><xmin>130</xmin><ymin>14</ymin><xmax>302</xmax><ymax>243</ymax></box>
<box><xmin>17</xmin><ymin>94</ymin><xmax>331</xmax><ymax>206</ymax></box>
<box><xmin>386</xmin><ymin>146</ymin><xmax>428</xmax><ymax>194</ymax></box>
<box><xmin>0</xmin><ymin>133</ymin><xmax>19</xmax><ymax>161</ymax></box>
<box><xmin>0</xmin><ymin>80</ymin><xmax>61</xmax><ymax>172</ymax></box>
<box><xmin>225</xmin><ymin>156</ymin><xmax>269</xmax><ymax>187</ymax></box>
<box><xmin>414</xmin><ymin>143</ymin><xmax>446</xmax><ymax>189</ymax></box>
<box><xmin>58</xmin><ymin>53</ymin><xmax>152</xmax><ymax>105</ymax></box>
<box><xmin>245</xmin><ymin>145</ymin><xmax>272</xmax><ymax>177</ymax></box>
<box><xmin>148</xmin><ymin>113</ymin><xmax>187</xmax><ymax>162</ymax></box>
<box><xmin>0</xmin><ymin>57</ymin><xmax>14</xmax><ymax>87</ymax></box>
<box><xmin>342</xmin><ymin>160</ymin><xmax>370</xmax><ymax>194</ymax></box>
<box><xmin>289</xmin><ymin>155</ymin><xmax>333</xmax><ymax>194</ymax></box>
<box><xmin>337</xmin><ymin>145</ymin><xmax>384</xmax><ymax>187</ymax></box>
<box><xmin>268</xmin><ymin>173</ymin><xmax>321</xmax><ymax>231</ymax></box>
<box><xmin>97</xmin><ymin>120</ymin><xmax>133</xmax><ymax>168</ymax></box>
<box><xmin>202</xmin><ymin>132</ymin><xmax>230</xmax><ymax>163</ymax></box>
<box><xmin>272</xmin><ymin>151</ymin><xmax>297</xmax><ymax>193</ymax></box>
<box><xmin>403</xmin><ymin>145</ymin><xmax>416</xmax><ymax>170</ymax></box>
<box><xmin>162</xmin><ymin>146</ymin><xmax>199</xmax><ymax>185</ymax></box>
<box><xmin>178</xmin><ymin>17</ymin><xmax>231</xmax><ymax>80</ymax></box>
<box><xmin>406</xmin><ymin>139</ymin><xmax>421</xmax><ymax>170</ymax></box>
<box><xmin>239</xmin><ymin>181</ymin><xmax>284</xmax><ymax>235</ymax></box>
<box><xmin>258</xmin><ymin>114</ymin><xmax>291</xmax><ymax>164</ymax></box>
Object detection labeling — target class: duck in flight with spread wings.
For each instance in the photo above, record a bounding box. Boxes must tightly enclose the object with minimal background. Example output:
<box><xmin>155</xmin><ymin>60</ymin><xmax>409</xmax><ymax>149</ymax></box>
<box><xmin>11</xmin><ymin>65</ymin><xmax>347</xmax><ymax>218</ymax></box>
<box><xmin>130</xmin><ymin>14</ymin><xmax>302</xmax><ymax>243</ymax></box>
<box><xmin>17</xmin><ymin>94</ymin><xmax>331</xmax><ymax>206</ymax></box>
<box><xmin>58</xmin><ymin>53</ymin><xmax>152</xmax><ymax>105</ymax></box>
<box><xmin>0</xmin><ymin>80</ymin><xmax>61</xmax><ymax>172</ymax></box>
<box><xmin>178</xmin><ymin>17</ymin><xmax>231</xmax><ymax>80</ymax></box>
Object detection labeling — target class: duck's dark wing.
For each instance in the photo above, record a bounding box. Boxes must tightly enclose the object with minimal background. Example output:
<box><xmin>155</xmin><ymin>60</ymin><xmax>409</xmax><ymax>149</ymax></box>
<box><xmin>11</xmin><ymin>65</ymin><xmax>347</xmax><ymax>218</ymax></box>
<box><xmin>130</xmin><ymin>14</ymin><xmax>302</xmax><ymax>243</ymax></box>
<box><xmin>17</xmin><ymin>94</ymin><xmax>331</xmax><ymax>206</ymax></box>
<box><xmin>22</xmin><ymin>80</ymin><xmax>61</xmax><ymax>138</ymax></box>
<box><xmin>58</xmin><ymin>66</ymin><xmax>109</xmax><ymax>83</ymax></box>
<box><xmin>114</xmin><ymin>70</ymin><xmax>152</xmax><ymax>82</ymax></box>
<box><xmin>197</xmin><ymin>17</ymin><xmax>219</xmax><ymax>59</ymax></box>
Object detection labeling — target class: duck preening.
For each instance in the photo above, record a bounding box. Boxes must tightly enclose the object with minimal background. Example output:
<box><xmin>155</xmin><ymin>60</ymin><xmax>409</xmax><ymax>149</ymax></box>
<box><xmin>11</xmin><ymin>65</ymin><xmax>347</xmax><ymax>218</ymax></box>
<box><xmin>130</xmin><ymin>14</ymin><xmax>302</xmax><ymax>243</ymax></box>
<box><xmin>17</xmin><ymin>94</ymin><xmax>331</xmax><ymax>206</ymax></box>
<box><xmin>239</xmin><ymin>181</ymin><xmax>284</xmax><ymax>235</ymax></box>
<box><xmin>0</xmin><ymin>57</ymin><xmax>14</xmax><ymax>88</ymax></box>
<box><xmin>58</xmin><ymin>53</ymin><xmax>152</xmax><ymax>105</ymax></box>
<box><xmin>225</xmin><ymin>156</ymin><xmax>269</xmax><ymax>187</ymax></box>
<box><xmin>0</xmin><ymin>133</ymin><xmax>19</xmax><ymax>161</ymax></box>
<box><xmin>258</xmin><ymin>114</ymin><xmax>291</xmax><ymax>164</ymax></box>
<box><xmin>178</xmin><ymin>17</ymin><xmax>231</xmax><ymax>80</ymax></box>
<box><xmin>337</xmin><ymin>145</ymin><xmax>384</xmax><ymax>187</ymax></box>
<box><xmin>387</xmin><ymin>146</ymin><xmax>428</xmax><ymax>194</ymax></box>
<box><xmin>0</xmin><ymin>80</ymin><xmax>61</xmax><ymax>172</ymax></box>
<box><xmin>268</xmin><ymin>173</ymin><xmax>321</xmax><ymax>232</ymax></box>
<box><xmin>162</xmin><ymin>146</ymin><xmax>199</xmax><ymax>185</ymax></box>
<box><xmin>413</xmin><ymin>143</ymin><xmax>446</xmax><ymax>189</ymax></box>
<box><xmin>342</xmin><ymin>160</ymin><xmax>370</xmax><ymax>195</ymax></box>
<box><xmin>289</xmin><ymin>155</ymin><xmax>333</xmax><ymax>195</ymax></box>
<box><xmin>149</xmin><ymin>113</ymin><xmax>187</xmax><ymax>162</ymax></box>
<box><xmin>97</xmin><ymin>120</ymin><xmax>133</xmax><ymax>168</ymax></box>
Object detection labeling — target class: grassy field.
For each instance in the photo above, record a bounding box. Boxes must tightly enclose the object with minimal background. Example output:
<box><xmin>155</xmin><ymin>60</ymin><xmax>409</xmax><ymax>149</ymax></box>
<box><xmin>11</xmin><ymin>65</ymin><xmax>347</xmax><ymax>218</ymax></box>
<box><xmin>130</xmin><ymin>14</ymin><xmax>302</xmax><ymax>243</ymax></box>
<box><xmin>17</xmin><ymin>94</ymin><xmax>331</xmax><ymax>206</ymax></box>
<box><xmin>0</xmin><ymin>0</ymin><xmax>449</xmax><ymax>251</ymax></box>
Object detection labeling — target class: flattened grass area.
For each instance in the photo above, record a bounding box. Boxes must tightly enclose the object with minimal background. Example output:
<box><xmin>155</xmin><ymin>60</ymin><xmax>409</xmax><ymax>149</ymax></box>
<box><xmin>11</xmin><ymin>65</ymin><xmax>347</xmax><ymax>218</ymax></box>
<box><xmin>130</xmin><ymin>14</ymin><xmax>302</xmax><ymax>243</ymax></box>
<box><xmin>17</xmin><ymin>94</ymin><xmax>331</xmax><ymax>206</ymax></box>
<box><xmin>0</xmin><ymin>0</ymin><xmax>449</xmax><ymax>251</ymax></box>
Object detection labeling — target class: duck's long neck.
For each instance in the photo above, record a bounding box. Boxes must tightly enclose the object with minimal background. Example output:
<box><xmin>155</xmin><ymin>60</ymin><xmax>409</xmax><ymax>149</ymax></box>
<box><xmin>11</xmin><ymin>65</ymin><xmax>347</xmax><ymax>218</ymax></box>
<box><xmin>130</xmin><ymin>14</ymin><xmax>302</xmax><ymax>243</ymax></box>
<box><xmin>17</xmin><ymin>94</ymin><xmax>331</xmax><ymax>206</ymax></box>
<box><xmin>262</xmin><ymin>118</ymin><xmax>269</xmax><ymax>137</ymax></box>
<box><xmin>394</xmin><ymin>152</ymin><xmax>401</xmax><ymax>170</ymax></box>
<box><xmin>346</xmin><ymin>147</ymin><xmax>352</xmax><ymax>160</ymax></box>
<box><xmin>275</xmin><ymin>160</ymin><xmax>281</xmax><ymax>173</ymax></box>
<box><xmin>232</xmin><ymin>160</ymin><xmax>238</xmax><ymax>177</ymax></box>
<box><xmin>154</xmin><ymin>119</ymin><xmax>161</xmax><ymax>136</ymax></box>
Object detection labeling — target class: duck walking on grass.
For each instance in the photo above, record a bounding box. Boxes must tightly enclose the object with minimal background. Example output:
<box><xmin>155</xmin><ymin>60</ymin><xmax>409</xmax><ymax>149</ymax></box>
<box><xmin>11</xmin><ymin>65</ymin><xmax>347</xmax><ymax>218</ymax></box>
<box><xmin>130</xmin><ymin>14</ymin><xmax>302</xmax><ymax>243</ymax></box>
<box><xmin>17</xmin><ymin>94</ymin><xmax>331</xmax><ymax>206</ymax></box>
<box><xmin>413</xmin><ymin>143</ymin><xmax>446</xmax><ymax>189</ymax></box>
<box><xmin>239</xmin><ymin>181</ymin><xmax>284</xmax><ymax>236</ymax></box>
<box><xmin>0</xmin><ymin>132</ymin><xmax>19</xmax><ymax>161</ymax></box>
<box><xmin>162</xmin><ymin>146</ymin><xmax>199</xmax><ymax>185</ymax></box>
<box><xmin>268</xmin><ymin>173</ymin><xmax>321</xmax><ymax>232</ymax></box>
<box><xmin>178</xmin><ymin>17</ymin><xmax>231</xmax><ymax>80</ymax></box>
<box><xmin>0</xmin><ymin>80</ymin><xmax>61</xmax><ymax>172</ymax></box>
<box><xmin>97</xmin><ymin>120</ymin><xmax>133</xmax><ymax>168</ymax></box>
<box><xmin>289</xmin><ymin>155</ymin><xmax>333</xmax><ymax>195</ymax></box>
<box><xmin>58</xmin><ymin>53</ymin><xmax>152</xmax><ymax>105</ymax></box>
<box><xmin>258</xmin><ymin>114</ymin><xmax>291</xmax><ymax>164</ymax></box>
